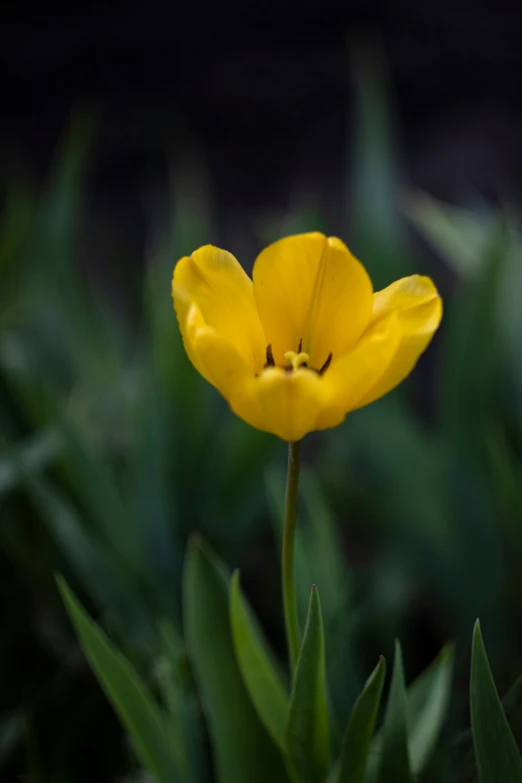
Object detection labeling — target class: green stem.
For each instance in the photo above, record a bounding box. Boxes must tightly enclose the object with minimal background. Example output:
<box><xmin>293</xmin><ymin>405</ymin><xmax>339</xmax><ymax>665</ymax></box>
<box><xmin>282</xmin><ymin>440</ymin><xmax>301</xmax><ymax>674</ymax></box>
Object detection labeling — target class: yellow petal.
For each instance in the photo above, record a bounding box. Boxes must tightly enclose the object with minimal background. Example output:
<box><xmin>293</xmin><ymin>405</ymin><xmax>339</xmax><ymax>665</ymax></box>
<box><xmin>229</xmin><ymin>367</ymin><xmax>343</xmax><ymax>442</ymax></box>
<box><xmin>252</xmin><ymin>233</ymin><xmax>373</xmax><ymax>369</ymax></box>
<box><xmin>173</xmin><ymin>245</ymin><xmax>266</xmax><ymax>371</ymax></box>
<box><xmin>319</xmin><ymin>313</ymin><xmax>402</xmax><ymax>424</ymax></box>
<box><xmin>180</xmin><ymin>301</ymin><xmax>250</xmax><ymax>398</ymax></box>
<box><xmin>354</xmin><ymin>275</ymin><xmax>442</xmax><ymax>409</ymax></box>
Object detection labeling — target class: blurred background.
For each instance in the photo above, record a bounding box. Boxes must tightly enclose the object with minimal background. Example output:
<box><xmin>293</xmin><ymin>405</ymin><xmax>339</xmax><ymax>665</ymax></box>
<box><xmin>1</xmin><ymin>4</ymin><xmax>522</xmax><ymax>781</ymax></box>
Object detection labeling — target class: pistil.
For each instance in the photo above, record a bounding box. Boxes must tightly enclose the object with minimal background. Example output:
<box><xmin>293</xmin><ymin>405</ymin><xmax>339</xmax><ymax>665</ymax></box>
<box><xmin>284</xmin><ymin>351</ymin><xmax>310</xmax><ymax>371</ymax></box>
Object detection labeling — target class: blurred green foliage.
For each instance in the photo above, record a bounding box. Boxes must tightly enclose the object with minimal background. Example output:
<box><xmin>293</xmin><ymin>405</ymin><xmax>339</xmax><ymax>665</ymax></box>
<box><xmin>2</xmin><ymin>53</ymin><xmax>522</xmax><ymax>782</ymax></box>
<box><xmin>59</xmin><ymin>543</ymin><xmax>517</xmax><ymax>783</ymax></box>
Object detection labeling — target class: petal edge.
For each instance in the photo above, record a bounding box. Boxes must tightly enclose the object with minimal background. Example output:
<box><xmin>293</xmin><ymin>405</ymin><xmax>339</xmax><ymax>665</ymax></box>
<box><xmin>354</xmin><ymin>275</ymin><xmax>442</xmax><ymax>408</ymax></box>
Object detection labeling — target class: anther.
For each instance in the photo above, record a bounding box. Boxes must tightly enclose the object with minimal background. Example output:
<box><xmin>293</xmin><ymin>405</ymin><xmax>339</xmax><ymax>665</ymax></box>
<box><xmin>298</xmin><ymin>338</ymin><xmax>303</xmax><ymax>352</ymax></box>
<box><xmin>318</xmin><ymin>353</ymin><xmax>333</xmax><ymax>375</ymax></box>
<box><xmin>265</xmin><ymin>344</ymin><xmax>275</xmax><ymax>367</ymax></box>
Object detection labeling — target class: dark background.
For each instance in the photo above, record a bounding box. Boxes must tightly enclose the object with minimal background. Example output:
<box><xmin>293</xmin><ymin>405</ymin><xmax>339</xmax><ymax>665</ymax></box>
<box><xmin>3</xmin><ymin>4</ymin><xmax>522</xmax><ymax>237</ymax></box>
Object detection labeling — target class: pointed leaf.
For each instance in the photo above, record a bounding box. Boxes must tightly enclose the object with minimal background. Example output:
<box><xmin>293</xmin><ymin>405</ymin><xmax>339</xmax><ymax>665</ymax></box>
<box><xmin>230</xmin><ymin>570</ymin><xmax>289</xmax><ymax>748</ymax></box>
<box><xmin>285</xmin><ymin>585</ymin><xmax>330</xmax><ymax>783</ymax></box>
<box><xmin>183</xmin><ymin>538</ymin><xmax>289</xmax><ymax>783</ymax></box>
<box><xmin>338</xmin><ymin>657</ymin><xmax>386</xmax><ymax>783</ymax></box>
<box><xmin>471</xmin><ymin>620</ymin><xmax>522</xmax><ymax>782</ymax></box>
<box><xmin>365</xmin><ymin>644</ymin><xmax>454</xmax><ymax>782</ymax></box>
<box><xmin>377</xmin><ymin>641</ymin><xmax>414</xmax><ymax>783</ymax></box>
<box><xmin>57</xmin><ymin>577</ymin><xmax>180</xmax><ymax>783</ymax></box>
<box><xmin>408</xmin><ymin>643</ymin><xmax>454</xmax><ymax>773</ymax></box>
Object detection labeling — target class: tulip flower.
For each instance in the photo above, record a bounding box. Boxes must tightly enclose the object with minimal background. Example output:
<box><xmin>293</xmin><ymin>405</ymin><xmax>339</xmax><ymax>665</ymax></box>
<box><xmin>172</xmin><ymin>232</ymin><xmax>441</xmax><ymax>443</ymax></box>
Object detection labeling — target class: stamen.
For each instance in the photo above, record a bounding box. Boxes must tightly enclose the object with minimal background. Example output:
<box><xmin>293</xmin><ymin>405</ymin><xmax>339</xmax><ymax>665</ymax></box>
<box><xmin>265</xmin><ymin>344</ymin><xmax>275</xmax><ymax>367</ymax></box>
<box><xmin>284</xmin><ymin>350</ymin><xmax>310</xmax><ymax>371</ymax></box>
<box><xmin>318</xmin><ymin>353</ymin><xmax>333</xmax><ymax>375</ymax></box>
<box><xmin>298</xmin><ymin>338</ymin><xmax>302</xmax><ymax>353</ymax></box>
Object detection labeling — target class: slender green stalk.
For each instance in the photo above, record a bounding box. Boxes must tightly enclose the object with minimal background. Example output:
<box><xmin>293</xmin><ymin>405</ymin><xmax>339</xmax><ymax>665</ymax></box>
<box><xmin>282</xmin><ymin>440</ymin><xmax>301</xmax><ymax>674</ymax></box>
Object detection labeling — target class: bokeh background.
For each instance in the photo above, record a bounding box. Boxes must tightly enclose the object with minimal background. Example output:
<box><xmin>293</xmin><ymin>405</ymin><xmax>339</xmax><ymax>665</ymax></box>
<box><xmin>2</xmin><ymin>4</ymin><xmax>522</xmax><ymax>781</ymax></box>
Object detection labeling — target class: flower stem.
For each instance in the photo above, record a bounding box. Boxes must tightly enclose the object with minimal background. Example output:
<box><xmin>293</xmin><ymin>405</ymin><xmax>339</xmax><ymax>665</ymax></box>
<box><xmin>282</xmin><ymin>439</ymin><xmax>301</xmax><ymax>674</ymax></box>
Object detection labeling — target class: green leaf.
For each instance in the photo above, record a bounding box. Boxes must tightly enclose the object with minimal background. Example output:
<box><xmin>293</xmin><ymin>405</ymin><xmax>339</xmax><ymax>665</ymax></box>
<box><xmin>471</xmin><ymin>620</ymin><xmax>522</xmax><ymax>782</ymax></box>
<box><xmin>157</xmin><ymin>620</ymin><xmax>202</xmax><ymax>783</ymax></box>
<box><xmin>438</xmin><ymin>222</ymin><xmax>507</xmax><ymax>624</ymax></box>
<box><xmin>285</xmin><ymin>585</ymin><xmax>330</xmax><ymax>783</ymax></box>
<box><xmin>338</xmin><ymin>657</ymin><xmax>386</xmax><ymax>783</ymax></box>
<box><xmin>404</xmin><ymin>189</ymin><xmax>492</xmax><ymax>279</ymax></box>
<box><xmin>57</xmin><ymin>577</ymin><xmax>180</xmax><ymax>783</ymax></box>
<box><xmin>377</xmin><ymin>641</ymin><xmax>414</xmax><ymax>783</ymax></box>
<box><xmin>183</xmin><ymin>537</ymin><xmax>289</xmax><ymax>783</ymax></box>
<box><xmin>364</xmin><ymin>643</ymin><xmax>454</xmax><ymax>782</ymax></box>
<box><xmin>405</xmin><ymin>194</ymin><xmax>522</xmax><ymax>375</ymax></box>
<box><xmin>407</xmin><ymin>643</ymin><xmax>454</xmax><ymax>773</ymax></box>
<box><xmin>230</xmin><ymin>569</ymin><xmax>289</xmax><ymax>749</ymax></box>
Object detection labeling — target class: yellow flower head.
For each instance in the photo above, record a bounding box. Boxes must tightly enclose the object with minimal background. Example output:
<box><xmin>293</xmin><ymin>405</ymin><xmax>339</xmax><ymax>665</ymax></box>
<box><xmin>172</xmin><ymin>232</ymin><xmax>442</xmax><ymax>442</ymax></box>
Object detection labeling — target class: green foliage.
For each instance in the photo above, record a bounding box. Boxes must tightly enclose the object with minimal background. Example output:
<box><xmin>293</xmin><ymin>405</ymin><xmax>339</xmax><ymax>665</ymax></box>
<box><xmin>284</xmin><ymin>586</ymin><xmax>330</xmax><ymax>783</ymax></box>
<box><xmin>471</xmin><ymin>621</ymin><xmax>522</xmax><ymax>782</ymax></box>
<box><xmin>183</xmin><ymin>538</ymin><xmax>289</xmax><ymax>783</ymax></box>
<box><xmin>376</xmin><ymin>641</ymin><xmax>414</xmax><ymax>783</ymax></box>
<box><xmin>363</xmin><ymin>642</ymin><xmax>455</xmax><ymax>782</ymax></box>
<box><xmin>230</xmin><ymin>570</ymin><xmax>289</xmax><ymax>749</ymax></box>
<box><xmin>337</xmin><ymin>657</ymin><xmax>386</xmax><ymax>783</ymax></box>
<box><xmin>55</xmin><ymin>538</ymin><xmax>463</xmax><ymax>783</ymax></box>
<box><xmin>58</xmin><ymin>577</ymin><xmax>182</xmax><ymax>783</ymax></box>
<box><xmin>156</xmin><ymin>620</ymin><xmax>204</xmax><ymax>783</ymax></box>
<box><xmin>407</xmin><ymin>644</ymin><xmax>454</xmax><ymax>773</ymax></box>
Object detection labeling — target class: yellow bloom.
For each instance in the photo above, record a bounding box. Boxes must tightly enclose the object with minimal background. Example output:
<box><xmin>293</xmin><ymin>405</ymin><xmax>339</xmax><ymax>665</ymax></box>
<box><xmin>172</xmin><ymin>232</ymin><xmax>442</xmax><ymax>442</ymax></box>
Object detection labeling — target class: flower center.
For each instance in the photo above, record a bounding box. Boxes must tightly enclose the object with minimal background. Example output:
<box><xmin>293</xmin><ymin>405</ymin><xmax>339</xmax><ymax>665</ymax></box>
<box><xmin>284</xmin><ymin>350</ymin><xmax>310</xmax><ymax>370</ymax></box>
<box><xmin>263</xmin><ymin>341</ymin><xmax>333</xmax><ymax>375</ymax></box>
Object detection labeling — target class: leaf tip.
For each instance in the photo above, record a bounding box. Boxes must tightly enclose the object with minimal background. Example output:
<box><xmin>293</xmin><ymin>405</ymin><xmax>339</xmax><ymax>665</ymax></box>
<box><xmin>473</xmin><ymin>619</ymin><xmax>482</xmax><ymax>645</ymax></box>
<box><xmin>230</xmin><ymin>568</ymin><xmax>241</xmax><ymax>592</ymax></box>
<box><xmin>55</xmin><ymin>573</ymin><xmax>73</xmax><ymax>606</ymax></box>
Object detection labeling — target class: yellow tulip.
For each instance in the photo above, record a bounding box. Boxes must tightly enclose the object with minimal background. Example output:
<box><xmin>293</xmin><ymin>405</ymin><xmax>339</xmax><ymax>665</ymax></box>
<box><xmin>172</xmin><ymin>232</ymin><xmax>442</xmax><ymax>442</ymax></box>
